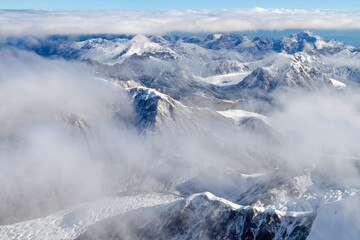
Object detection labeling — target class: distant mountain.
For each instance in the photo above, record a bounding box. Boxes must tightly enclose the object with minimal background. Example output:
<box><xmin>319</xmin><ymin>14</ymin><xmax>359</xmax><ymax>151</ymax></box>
<box><xmin>6</xmin><ymin>31</ymin><xmax>357</xmax><ymax>103</ymax></box>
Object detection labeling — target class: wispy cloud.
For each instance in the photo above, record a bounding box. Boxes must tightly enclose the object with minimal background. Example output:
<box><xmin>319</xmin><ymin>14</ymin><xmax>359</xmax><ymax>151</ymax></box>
<box><xmin>1</xmin><ymin>8</ymin><xmax>360</xmax><ymax>36</ymax></box>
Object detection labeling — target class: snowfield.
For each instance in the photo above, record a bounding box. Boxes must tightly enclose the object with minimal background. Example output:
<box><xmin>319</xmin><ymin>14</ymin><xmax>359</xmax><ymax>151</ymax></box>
<box><xmin>329</xmin><ymin>78</ymin><xmax>346</xmax><ymax>89</ymax></box>
<box><xmin>0</xmin><ymin>193</ymin><xmax>181</xmax><ymax>240</ymax></box>
<box><xmin>195</xmin><ymin>72</ymin><xmax>251</xmax><ymax>86</ymax></box>
<box><xmin>217</xmin><ymin>109</ymin><xmax>270</xmax><ymax>125</ymax></box>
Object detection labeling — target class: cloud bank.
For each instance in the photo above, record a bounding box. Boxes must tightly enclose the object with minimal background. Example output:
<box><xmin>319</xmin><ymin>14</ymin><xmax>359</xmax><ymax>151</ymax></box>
<box><xmin>1</xmin><ymin>8</ymin><xmax>360</xmax><ymax>36</ymax></box>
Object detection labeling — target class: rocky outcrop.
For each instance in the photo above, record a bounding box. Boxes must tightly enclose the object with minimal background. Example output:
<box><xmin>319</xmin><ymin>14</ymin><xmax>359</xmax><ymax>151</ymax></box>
<box><xmin>78</xmin><ymin>193</ymin><xmax>316</xmax><ymax>240</ymax></box>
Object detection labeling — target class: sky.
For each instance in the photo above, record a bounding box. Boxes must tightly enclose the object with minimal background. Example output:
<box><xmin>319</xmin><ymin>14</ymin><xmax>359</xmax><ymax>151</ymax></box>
<box><xmin>1</xmin><ymin>0</ymin><xmax>360</xmax><ymax>10</ymax></box>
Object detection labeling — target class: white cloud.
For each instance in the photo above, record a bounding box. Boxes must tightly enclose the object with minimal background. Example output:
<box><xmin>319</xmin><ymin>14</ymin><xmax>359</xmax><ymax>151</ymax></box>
<box><xmin>1</xmin><ymin>8</ymin><xmax>360</xmax><ymax>36</ymax></box>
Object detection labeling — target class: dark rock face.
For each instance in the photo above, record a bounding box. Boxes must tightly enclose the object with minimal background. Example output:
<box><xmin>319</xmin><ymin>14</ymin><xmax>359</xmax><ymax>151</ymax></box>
<box><xmin>129</xmin><ymin>87</ymin><xmax>175</xmax><ymax>132</ymax></box>
<box><xmin>237</xmin><ymin>68</ymin><xmax>279</xmax><ymax>92</ymax></box>
<box><xmin>77</xmin><ymin>193</ymin><xmax>316</xmax><ymax>240</ymax></box>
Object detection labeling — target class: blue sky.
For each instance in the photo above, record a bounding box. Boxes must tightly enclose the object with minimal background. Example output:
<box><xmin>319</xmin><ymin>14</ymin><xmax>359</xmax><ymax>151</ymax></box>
<box><xmin>1</xmin><ymin>0</ymin><xmax>360</xmax><ymax>10</ymax></box>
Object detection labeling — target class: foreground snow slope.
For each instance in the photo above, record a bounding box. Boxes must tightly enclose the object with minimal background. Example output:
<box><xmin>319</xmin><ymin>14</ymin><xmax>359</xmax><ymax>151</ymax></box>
<box><xmin>0</xmin><ymin>193</ymin><xmax>181</xmax><ymax>240</ymax></box>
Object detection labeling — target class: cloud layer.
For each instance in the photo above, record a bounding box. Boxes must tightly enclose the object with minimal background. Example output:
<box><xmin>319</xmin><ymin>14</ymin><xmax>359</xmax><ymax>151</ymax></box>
<box><xmin>1</xmin><ymin>8</ymin><xmax>360</xmax><ymax>36</ymax></box>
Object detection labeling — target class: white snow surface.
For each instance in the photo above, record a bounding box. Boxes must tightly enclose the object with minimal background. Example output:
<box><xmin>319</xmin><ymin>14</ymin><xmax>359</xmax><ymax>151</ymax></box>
<box><xmin>181</xmin><ymin>192</ymin><xmax>310</xmax><ymax>218</ymax></box>
<box><xmin>329</xmin><ymin>78</ymin><xmax>347</xmax><ymax>88</ymax></box>
<box><xmin>195</xmin><ymin>72</ymin><xmax>250</xmax><ymax>86</ymax></box>
<box><xmin>217</xmin><ymin>109</ymin><xmax>270</xmax><ymax>125</ymax></box>
<box><xmin>71</xmin><ymin>34</ymin><xmax>174</xmax><ymax>65</ymax></box>
<box><xmin>0</xmin><ymin>193</ymin><xmax>181</xmax><ymax>240</ymax></box>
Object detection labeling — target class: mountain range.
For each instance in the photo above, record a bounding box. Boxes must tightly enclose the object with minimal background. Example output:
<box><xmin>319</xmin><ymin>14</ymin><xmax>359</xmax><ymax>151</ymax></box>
<box><xmin>0</xmin><ymin>31</ymin><xmax>359</xmax><ymax>239</ymax></box>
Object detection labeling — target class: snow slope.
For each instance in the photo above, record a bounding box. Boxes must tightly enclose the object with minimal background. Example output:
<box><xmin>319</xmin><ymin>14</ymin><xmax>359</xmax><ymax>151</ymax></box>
<box><xmin>195</xmin><ymin>72</ymin><xmax>251</xmax><ymax>86</ymax></box>
<box><xmin>217</xmin><ymin>109</ymin><xmax>270</xmax><ymax>125</ymax></box>
<box><xmin>0</xmin><ymin>193</ymin><xmax>181</xmax><ymax>240</ymax></box>
<box><xmin>329</xmin><ymin>78</ymin><xmax>347</xmax><ymax>89</ymax></box>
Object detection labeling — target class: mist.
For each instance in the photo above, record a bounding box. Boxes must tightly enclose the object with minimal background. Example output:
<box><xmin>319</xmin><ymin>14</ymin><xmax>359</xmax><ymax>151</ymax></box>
<box><xmin>0</xmin><ymin>49</ymin><xmax>137</xmax><ymax>223</ymax></box>
<box><xmin>271</xmin><ymin>89</ymin><xmax>360</xmax><ymax>184</ymax></box>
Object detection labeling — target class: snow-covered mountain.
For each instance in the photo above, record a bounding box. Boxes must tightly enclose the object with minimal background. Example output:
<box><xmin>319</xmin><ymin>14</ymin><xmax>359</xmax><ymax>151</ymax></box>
<box><xmin>1</xmin><ymin>32</ymin><xmax>360</xmax><ymax>239</ymax></box>
<box><xmin>78</xmin><ymin>192</ymin><xmax>316</xmax><ymax>240</ymax></box>
<box><xmin>8</xmin><ymin>31</ymin><xmax>356</xmax><ymax>104</ymax></box>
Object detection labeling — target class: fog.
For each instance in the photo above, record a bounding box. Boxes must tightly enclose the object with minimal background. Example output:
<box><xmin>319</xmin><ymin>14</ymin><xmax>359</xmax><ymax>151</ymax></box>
<box><xmin>0</xmin><ymin>48</ymin><xmax>359</xmax><ymax>227</ymax></box>
<box><xmin>2</xmin><ymin>9</ymin><xmax>360</xmax><ymax>36</ymax></box>
<box><xmin>271</xmin><ymin>89</ymin><xmax>360</xmax><ymax>185</ymax></box>
<box><xmin>322</xmin><ymin>54</ymin><xmax>360</xmax><ymax>69</ymax></box>
<box><xmin>0</xmin><ymin>49</ymin><xmax>137</xmax><ymax>223</ymax></box>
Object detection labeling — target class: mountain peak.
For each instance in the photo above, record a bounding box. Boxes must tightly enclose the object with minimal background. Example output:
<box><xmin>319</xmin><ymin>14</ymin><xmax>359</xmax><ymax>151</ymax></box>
<box><xmin>130</xmin><ymin>34</ymin><xmax>150</xmax><ymax>43</ymax></box>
